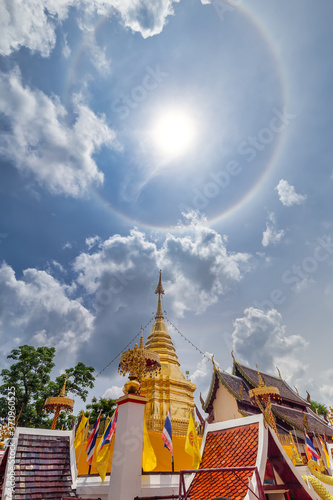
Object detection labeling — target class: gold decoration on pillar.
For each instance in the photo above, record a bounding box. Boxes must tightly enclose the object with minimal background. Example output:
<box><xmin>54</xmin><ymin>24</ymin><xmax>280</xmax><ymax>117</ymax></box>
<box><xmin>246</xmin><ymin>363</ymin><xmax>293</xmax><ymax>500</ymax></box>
<box><xmin>118</xmin><ymin>325</ymin><xmax>161</xmax><ymax>395</ymax></box>
<box><xmin>303</xmin><ymin>412</ymin><xmax>309</xmax><ymax>430</ymax></box>
<box><xmin>249</xmin><ymin>365</ymin><xmax>281</xmax><ymax>434</ymax></box>
<box><xmin>328</xmin><ymin>406</ymin><xmax>333</xmax><ymax>427</ymax></box>
<box><xmin>140</xmin><ymin>272</ymin><xmax>196</xmax><ymax>435</ymax></box>
<box><xmin>43</xmin><ymin>375</ymin><xmax>74</xmax><ymax>430</ymax></box>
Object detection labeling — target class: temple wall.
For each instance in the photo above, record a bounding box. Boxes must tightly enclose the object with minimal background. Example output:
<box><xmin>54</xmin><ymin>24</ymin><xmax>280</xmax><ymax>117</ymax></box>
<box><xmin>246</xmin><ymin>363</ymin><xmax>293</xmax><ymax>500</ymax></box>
<box><xmin>213</xmin><ymin>382</ymin><xmax>243</xmax><ymax>422</ymax></box>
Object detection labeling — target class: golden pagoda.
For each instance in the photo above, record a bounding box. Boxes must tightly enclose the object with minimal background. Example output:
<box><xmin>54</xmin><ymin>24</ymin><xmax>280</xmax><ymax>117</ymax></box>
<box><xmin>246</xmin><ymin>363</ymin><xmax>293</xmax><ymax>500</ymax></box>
<box><xmin>140</xmin><ymin>271</ymin><xmax>196</xmax><ymax>436</ymax></box>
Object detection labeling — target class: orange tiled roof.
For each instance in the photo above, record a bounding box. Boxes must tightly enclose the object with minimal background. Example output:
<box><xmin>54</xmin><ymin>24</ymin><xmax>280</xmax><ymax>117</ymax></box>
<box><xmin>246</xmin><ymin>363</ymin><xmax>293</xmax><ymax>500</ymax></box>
<box><xmin>188</xmin><ymin>422</ymin><xmax>259</xmax><ymax>500</ymax></box>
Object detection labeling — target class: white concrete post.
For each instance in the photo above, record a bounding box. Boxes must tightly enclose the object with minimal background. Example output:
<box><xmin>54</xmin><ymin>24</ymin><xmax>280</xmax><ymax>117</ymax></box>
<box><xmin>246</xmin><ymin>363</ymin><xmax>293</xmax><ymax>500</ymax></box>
<box><xmin>108</xmin><ymin>394</ymin><xmax>148</xmax><ymax>500</ymax></box>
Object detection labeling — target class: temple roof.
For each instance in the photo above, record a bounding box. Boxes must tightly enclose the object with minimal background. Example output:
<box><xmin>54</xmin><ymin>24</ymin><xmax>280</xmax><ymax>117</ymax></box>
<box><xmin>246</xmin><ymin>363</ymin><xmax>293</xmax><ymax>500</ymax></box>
<box><xmin>3</xmin><ymin>431</ymin><xmax>74</xmax><ymax>499</ymax></box>
<box><xmin>188</xmin><ymin>422</ymin><xmax>260</xmax><ymax>500</ymax></box>
<box><xmin>202</xmin><ymin>360</ymin><xmax>333</xmax><ymax>438</ymax></box>
<box><xmin>187</xmin><ymin>415</ymin><xmax>317</xmax><ymax>500</ymax></box>
<box><xmin>233</xmin><ymin>362</ymin><xmax>308</xmax><ymax>407</ymax></box>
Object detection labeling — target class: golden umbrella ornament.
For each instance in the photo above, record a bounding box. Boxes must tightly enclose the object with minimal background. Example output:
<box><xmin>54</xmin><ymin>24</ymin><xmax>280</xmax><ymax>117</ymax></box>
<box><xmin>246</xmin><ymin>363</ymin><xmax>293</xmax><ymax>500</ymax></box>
<box><xmin>43</xmin><ymin>375</ymin><xmax>74</xmax><ymax>430</ymax></box>
<box><xmin>119</xmin><ymin>326</ymin><xmax>161</xmax><ymax>395</ymax></box>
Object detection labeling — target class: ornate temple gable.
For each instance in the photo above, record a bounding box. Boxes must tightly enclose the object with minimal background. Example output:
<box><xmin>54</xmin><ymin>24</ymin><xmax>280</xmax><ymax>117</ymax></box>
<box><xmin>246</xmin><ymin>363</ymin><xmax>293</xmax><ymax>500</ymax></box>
<box><xmin>233</xmin><ymin>362</ymin><xmax>308</xmax><ymax>409</ymax></box>
<box><xmin>202</xmin><ymin>369</ymin><xmax>249</xmax><ymax>415</ymax></box>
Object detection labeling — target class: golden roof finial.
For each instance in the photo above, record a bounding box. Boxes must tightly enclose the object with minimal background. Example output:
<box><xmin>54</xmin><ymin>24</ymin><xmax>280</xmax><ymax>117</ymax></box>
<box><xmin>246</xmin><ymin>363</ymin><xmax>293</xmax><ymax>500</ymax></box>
<box><xmin>276</xmin><ymin>366</ymin><xmax>282</xmax><ymax>380</ymax></box>
<box><xmin>155</xmin><ymin>270</ymin><xmax>165</xmax><ymax>319</ymax></box>
<box><xmin>256</xmin><ymin>364</ymin><xmax>265</xmax><ymax>387</ymax></box>
<box><xmin>140</xmin><ymin>325</ymin><xmax>144</xmax><ymax>348</ymax></box>
<box><xmin>60</xmin><ymin>374</ymin><xmax>68</xmax><ymax>397</ymax></box>
<box><xmin>212</xmin><ymin>354</ymin><xmax>218</xmax><ymax>372</ymax></box>
<box><xmin>231</xmin><ymin>350</ymin><xmax>236</xmax><ymax>364</ymax></box>
<box><xmin>294</xmin><ymin>386</ymin><xmax>300</xmax><ymax>397</ymax></box>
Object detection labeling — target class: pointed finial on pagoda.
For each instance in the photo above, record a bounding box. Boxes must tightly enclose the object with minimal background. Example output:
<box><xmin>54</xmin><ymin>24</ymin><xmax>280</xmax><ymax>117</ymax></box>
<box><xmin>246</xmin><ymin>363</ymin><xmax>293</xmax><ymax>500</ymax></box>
<box><xmin>231</xmin><ymin>350</ymin><xmax>236</xmax><ymax>364</ymax></box>
<box><xmin>276</xmin><ymin>366</ymin><xmax>282</xmax><ymax>380</ymax></box>
<box><xmin>140</xmin><ymin>325</ymin><xmax>144</xmax><ymax>348</ymax></box>
<box><xmin>60</xmin><ymin>374</ymin><xmax>68</xmax><ymax>397</ymax></box>
<box><xmin>155</xmin><ymin>270</ymin><xmax>165</xmax><ymax>319</ymax></box>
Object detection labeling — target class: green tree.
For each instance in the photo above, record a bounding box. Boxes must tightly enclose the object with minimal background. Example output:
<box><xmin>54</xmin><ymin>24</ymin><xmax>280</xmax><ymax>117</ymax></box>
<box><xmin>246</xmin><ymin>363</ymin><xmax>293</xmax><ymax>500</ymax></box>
<box><xmin>0</xmin><ymin>345</ymin><xmax>95</xmax><ymax>429</ymax></box>
<box><xmin>310</xmin><ymin>400</ymin><xmax>329</xmax><ymax>421</ymax></box>
<box><xmin>85</xmin><ymin>396</ymin><xmax>117</xmax><ymax>435</ymax></box>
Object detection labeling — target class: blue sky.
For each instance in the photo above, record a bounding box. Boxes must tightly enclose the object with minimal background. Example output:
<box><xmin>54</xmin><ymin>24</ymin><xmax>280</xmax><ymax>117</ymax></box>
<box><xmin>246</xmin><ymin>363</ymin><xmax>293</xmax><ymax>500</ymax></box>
<box><xmin>1</xmin><ymin>0</ymin><xmax>333</xmax><ymax>413</ymax></box>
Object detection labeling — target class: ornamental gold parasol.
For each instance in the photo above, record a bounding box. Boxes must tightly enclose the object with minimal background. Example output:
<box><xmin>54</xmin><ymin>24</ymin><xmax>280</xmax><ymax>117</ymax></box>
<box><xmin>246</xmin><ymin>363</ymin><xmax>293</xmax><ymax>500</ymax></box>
<box><xmin>118</xmin><ymin>325</ymin><xmax>161</xmax><ymax>395</ymax></box>
<box><xmin>43</xmin><ymin>375</ymin><xmax>74</xmax><ymax>429</ymax></box>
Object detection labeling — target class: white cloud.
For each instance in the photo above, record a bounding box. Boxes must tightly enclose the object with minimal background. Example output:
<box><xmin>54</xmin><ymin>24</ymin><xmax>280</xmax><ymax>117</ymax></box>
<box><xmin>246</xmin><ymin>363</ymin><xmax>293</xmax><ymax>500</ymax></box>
<box><xmin>190</xmin><ymin>352</ymin><xmax>214</xmax><ymax>382</ymax></box>
<box><xmin>0</xmin><ymin>70</ymin><xmax>117</xmax><ymax>197</ymax></box>
<box><xmin>86</xmin><ymin>235</ymin><xmax>102</xmax><ymax>250</ymax></box>
<box><xmin>62</xmin><ymin>34</ymin><xmax>71</xmax><ymax>58</ymax></box>
<box><xmin>103</xmin><ymin>385</ymin><xmax>123</xmax><ymax>399</ymax></box>
<box><xmin>0</xmin><ymin>262</ymin><xmax>94</xmax><ymax>365</ymax></box>
<box><xmin>262</xmin><ymin>212</ymin><xmax>285</xmax><ymax>247</ymax></box>
<box><xmin>0</xmin><ymin>0</ymin><xmax>180</xmax><ymax>57</ymax></box>
<box><xmin>232</xmin><ymin>307</ymin><xmax>308</xmax><ymax>382</ymax></box>
<box><xmin>74</xmin><ymin>213</ymin><xmax>251</xmax><ymax>317</ymax></box>
<box><xmin>275</xmin><ymin>179</ymin><xmax>307</xmax><ymax>207</ymax></box>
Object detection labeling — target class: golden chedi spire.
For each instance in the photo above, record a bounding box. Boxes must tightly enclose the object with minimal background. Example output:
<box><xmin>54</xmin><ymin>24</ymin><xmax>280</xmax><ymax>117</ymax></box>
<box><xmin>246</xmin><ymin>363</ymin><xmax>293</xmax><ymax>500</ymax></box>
<box><xmin>145</xmin><ymin>271</ymin><xmax>180</xmax><ymax>366</ymax></box>
<box><xmin>141</xmin><ymin>272</ymin><xmax>196</xmax><ymax>435</ymax></box>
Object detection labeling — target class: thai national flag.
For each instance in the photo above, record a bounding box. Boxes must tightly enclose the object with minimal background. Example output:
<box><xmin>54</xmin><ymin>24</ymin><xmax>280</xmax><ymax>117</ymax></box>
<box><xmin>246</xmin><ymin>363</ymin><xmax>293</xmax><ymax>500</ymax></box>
<box><xmin>305</xmin><ymin>432</ymin><xmax>320</xmax><ymax>462</ymax></box>
<box><xmin>99</xmin><ymin>406</ymin><xmax>118</xmax><ymax>452</ymax></box>
<box><xmin>86</xmin><ymin>412</ymin><xmax>101</xmax><ymax>465</ymax></box>
<box><xmin>162</xmin><ymin>407</ymin><xmax>173</xmax><ymax>454</ymax></box>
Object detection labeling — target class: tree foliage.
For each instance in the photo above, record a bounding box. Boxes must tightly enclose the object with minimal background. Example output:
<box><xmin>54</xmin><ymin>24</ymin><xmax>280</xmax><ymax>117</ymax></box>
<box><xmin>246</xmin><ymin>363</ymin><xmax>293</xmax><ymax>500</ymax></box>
<box><xmin>310</xmin><ymin>400</ymin><xmax>328</xmax><ymax>421</ymax></box>
<box><xmin>85</xmin><ymin>396</ymin><xmax>117</xmax><ymax>422</ymax></box>
<box><xmin>0</xmin><ymin>345</ymin><xmax>95</xmax><ymax>429</ymax></box>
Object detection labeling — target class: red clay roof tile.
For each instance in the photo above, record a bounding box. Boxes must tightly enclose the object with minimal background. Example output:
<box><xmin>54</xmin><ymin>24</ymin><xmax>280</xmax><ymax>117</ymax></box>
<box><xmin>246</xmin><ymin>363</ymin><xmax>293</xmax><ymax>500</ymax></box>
<box><xmin>188</xmin><ymin>423</ymin><xmax>259</xmax><ymax>500</ymax></box>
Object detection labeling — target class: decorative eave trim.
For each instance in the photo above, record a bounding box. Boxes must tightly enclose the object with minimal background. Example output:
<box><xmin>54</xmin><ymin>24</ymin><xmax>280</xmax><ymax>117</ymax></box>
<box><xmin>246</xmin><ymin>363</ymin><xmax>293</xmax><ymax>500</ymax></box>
<box><xmin>271</xmin><ymin>407</ymin><xmax>304</xmax><ymax>431</ymax></box>
<box><xmin>233</xmin><ymin>362</ymin><xmax>258</xmax><ymax>388</ymax></box>
<box><xmin>202</xmin><ymin>371</ymin><xmax>219</xmax><ymax>412</ymax></box>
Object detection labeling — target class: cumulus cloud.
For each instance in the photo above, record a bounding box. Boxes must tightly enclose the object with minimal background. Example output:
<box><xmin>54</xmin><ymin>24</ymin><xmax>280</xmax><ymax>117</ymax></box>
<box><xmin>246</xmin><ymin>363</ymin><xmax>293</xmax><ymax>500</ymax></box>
<box><xmin>232</xmin><ymin>307</ymin><xmax>308</xmax><ymax>381</ymax></box>
<box><xmin>275</xmin><ymin>179</ymin><xmax>307</xmax><ymax>207</ymax></box>
<box><xmin>190</xmin><ymin>353</ymin><xmax>214</xmax><ymax>383</ymax></box>
<box><xmin>262</xmin><ymin>212</ymin><xmax>285</xmax><ymax>247</ymax></box>
<box><xmin>0</xmin><ymin>0</ymin><xmax>179</xmax><ymax>57</ymax></box>
<box><xmin>71</xmin><ymin>214</ymin><xmax>251</xmax><ymax>369</ymax></box>
<box><xmin>74</xmin><ymin>213</ymin><xmax>251</xmax><ymax>317</ymax></box>
<box><xmin>103</xmin><ymin>385</ymin><xmax>123</xmax><ymax>399</ymax></box>
<box><xmin>0</xmin><ymin>262</ymin><xmax>94</xmax><ymax>366</ymax></box>
<box><xmin>0</xmin><ymin>70</ymin><xmax>117</xmax><ymax>197</ymax></box>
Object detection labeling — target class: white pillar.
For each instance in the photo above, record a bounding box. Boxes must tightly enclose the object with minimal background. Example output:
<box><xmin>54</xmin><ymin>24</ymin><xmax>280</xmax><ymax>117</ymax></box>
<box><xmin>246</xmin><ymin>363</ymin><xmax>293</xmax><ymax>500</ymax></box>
<box><xmin>108</xmin><ymin>394</ymin><xmax>148</xmax><ymax>500</ymax></box>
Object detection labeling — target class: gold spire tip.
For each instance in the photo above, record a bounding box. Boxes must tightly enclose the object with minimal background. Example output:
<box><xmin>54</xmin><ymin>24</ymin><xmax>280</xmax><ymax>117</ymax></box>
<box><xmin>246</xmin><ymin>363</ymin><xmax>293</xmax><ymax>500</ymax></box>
<box><xmin>60</xmin><ymin>374</ymin><xmax>68</xmax><ymax>397</ymax></box>
<box><xmin>140</xmin><ymin>325</ymin><xmax>144</xmax><ymax>348</ymax></box>
<box><xmin>155</xmin><ymin>270</ymin><xmax>165</xmax><ymax>295</ymax></box>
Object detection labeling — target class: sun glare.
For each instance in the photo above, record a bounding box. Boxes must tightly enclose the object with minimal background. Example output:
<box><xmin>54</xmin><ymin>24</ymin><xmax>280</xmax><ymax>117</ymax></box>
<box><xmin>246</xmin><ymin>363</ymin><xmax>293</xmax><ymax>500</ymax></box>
<box><xmin>152</xmin><ymin>109</ymin><xmax>196</xmax><ymax>157</ymax></box>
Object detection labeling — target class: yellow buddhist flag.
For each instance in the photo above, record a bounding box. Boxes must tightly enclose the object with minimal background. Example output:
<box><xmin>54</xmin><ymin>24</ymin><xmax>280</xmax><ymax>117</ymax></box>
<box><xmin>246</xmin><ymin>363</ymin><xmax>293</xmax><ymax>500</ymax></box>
<box><xmin>185</xmin><ymin>412</ymin><xmax>201</xmax><ymax>469</ymax></box>
<box><xmin>96</xmin><ymin>416</ymin><xmax>112</xmax><ymax>483</ymax></box>
<box><xmin>320</xmin><ymin>437</ymin><xmax>331</xmax><ymax>469</ymax></box>
<box><xmin>142</xmin><ymin>417</ymin><xmax>157</xmax><ymax>472</ymax></box>
<box><xmin>74</xmin><ymin>412</ymin><xmax>89</xmax><ymax>452</ymax></box>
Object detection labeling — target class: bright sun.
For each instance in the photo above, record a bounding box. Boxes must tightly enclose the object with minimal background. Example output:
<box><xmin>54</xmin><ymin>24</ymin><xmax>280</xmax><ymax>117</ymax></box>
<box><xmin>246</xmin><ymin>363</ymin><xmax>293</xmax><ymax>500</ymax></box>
<box><xmin>152</xmin><ymin>109</ymin><xmax>196</xmax><ymax>157</ymax></box>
